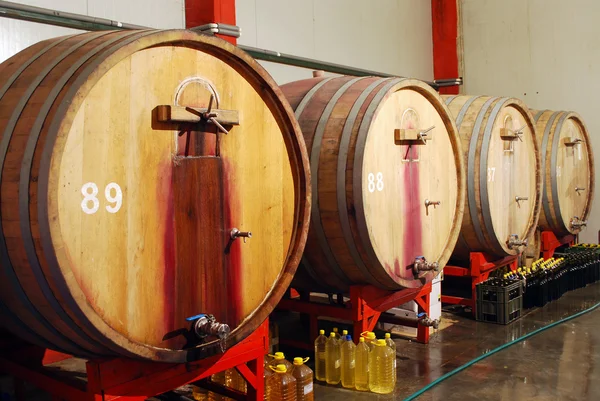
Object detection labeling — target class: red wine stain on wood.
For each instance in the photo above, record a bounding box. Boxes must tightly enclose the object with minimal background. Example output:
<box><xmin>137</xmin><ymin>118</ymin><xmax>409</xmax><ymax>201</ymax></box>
<box><xmin>222</xmin><ymin>158</ymin><xmax>243</xmax><ymax>326</ymax></box>
<box><xmin>401</xmin><ymin>135</ymin><xmax>422</xmax><ymax>278</ymax></box>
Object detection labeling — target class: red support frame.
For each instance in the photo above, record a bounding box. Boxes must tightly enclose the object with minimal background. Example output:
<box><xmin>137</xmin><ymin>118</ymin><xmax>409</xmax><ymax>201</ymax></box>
<box><xmin>0</xmin><ymin>320</ymin><xmax>269</xmax><ymax>401</ymax></box>
<box><xmin>276</xmin><ymin>283</ymin><xmax>433</xmax><ymax>348</ymax></box>
<box><xmin>185</xmin><ymin>0</ymin><xmax>237</xmax><ymax>44</ymax></box>
<box><xmin>432</xmin><ymin>0</ymin><xmax>460</xmax><ymax>94</ymax></box>
<box><xmin>441</xmin><ymin>252</ymin><xmax>518</xmax><ymax>316</ymax></box>
<box><xmin>541</xmin><ymin>231</ymin><xmax>575</xmax><ymax>259</ymax></box>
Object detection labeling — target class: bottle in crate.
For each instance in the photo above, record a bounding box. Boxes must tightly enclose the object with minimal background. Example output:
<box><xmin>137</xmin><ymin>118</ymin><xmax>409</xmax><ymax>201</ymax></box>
<box><xmin>340</xmin><ymin>335</ymin><xmax>356</xmax><ymax>389</ymax></box>
<box><xmin>266</xmin><ymin>365</ymin><xmax>297</xmax><ymax>401</ymax></box>
<box><xmin>314</xmin><ymin>330</ymin><xmax>327</xmax><ymax>382</ymax></box>
<box><xmin>290</xmin><ymin>357</ymin><xmax>313</xmax><ymax>401</ymax></box>
<box><xmin>355</xmin><ymin>337</ymin><xmax>369</xmax><ymax>391</ymax></box>
<box><xmin>325</xmin><ymin>332</ymin><xmax>341</xmax><ymax>385</ymax></box>
<box><xmin>369</xmin><ymin>339</ymin><xmax>395</xmax><ymax>394</ymax></box>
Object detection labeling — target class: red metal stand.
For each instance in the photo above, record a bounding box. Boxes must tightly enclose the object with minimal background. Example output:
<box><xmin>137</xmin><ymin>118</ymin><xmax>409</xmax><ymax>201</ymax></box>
<box><xmin>441</xmin><ymin>252</ymin><xmax>518</xmax><ymax>316</ymax></box>
<box><xmin>541</xmin><ymin>231</ymin><xmax>575</xmax><ymax>259</ymax></box>
<box><xmin>277</xmin><ymin>283</ymin><xmax>433</xmax><ymax>348</ymax></box>
<box><xmin>0</xmin><ymin>320</ymin><xmax>269</xmax><ymax>401</ymax></box>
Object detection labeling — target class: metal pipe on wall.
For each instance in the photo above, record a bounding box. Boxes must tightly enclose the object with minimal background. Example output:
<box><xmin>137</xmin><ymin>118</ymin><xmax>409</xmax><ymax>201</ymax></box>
<box><xmin>0</xmin><ymin>0</ymin><xmax>452</xmax><ymax>88</ymax></box>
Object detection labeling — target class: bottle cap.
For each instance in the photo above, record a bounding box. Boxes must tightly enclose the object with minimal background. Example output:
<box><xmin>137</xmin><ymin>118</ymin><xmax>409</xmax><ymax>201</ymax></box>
<box><xmin>274</xmin><ymin>351</ymin><xmax>285</xmax><ymax>360</ymax></box>
<box><xmin>333</xmin><ymin>327</ymin><xmax>339</xmax><ymax>333</ymax></box>
<box><xmin>330</xmin><ymin>332</ymin><xmax>336</xmax><ymax>337</ymax></box>
<box><xmin>319</xmin><ymin>329</ymin><xmax>324</xmax><ymax>335</ymax></box>
<box><xmin>342</xmin><ymin>330</ymin><xmax>348</xmax><ymax>335</ymax></box>
<box><xmin>366</xmin><ymin>332</ymin><xmax>376</xmax><ymax>340</ymax></box>
<box><xmin>385</xmin><ymin>333</ymin><xmax>391</xmax><ymax>339</ymax></box>
<box><xmin>376</xmin><ymin>339</ymin><xmax>386</xmax><ymax>346</ymax></box>
<box><xmin>346</xmin><ymin>335</ymin><xmax>352</xmax><ymax>341</ymax></box>
<box><xmin>359</xmin><ymin>337</ymin><xmax>365</xmax><ymax>343</ymax></box>
<box><xmin>293</xmin><ymin>357</ymin><xmax>309</xmax><ymax>365</ymax></box>
<box><xmin>275</xmin><ymin>364</ymin><xmax>287</xmax><ymax>373</ymax></box>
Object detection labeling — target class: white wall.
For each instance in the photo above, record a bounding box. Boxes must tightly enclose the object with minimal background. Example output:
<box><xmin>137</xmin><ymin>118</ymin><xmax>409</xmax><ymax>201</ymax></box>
<box><xmin>236</xmin><ymin>0</ymin><xmax>434</xmax><ymax>84</ymax></box>
<box><xmin>0</xmin><ymin>0</ymin><xmax>184</xmax><ymax>63</ymax></box>
<box><xmin>461</xmin><ymin>0</ymin><xmax>600</xmax><ymax>243</ymax></box>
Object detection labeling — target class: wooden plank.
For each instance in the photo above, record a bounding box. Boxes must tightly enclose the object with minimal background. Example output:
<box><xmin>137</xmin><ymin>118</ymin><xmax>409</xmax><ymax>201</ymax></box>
<box><xmin>155</xmin><ymin>105</ymin><xmax>240</xmax><ymax>126</ymax></box>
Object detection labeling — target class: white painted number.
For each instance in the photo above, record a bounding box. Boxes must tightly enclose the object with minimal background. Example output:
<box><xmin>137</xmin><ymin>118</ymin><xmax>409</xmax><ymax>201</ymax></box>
<box><xmin>376</xmin><ymin>172</ymin><xmax>384</xmax><ymax>191</ymax></box>
<box><xmin>81</xmin><ymin>182</ymin><xmax>123</xmax><ymax>214</ymax></box>
<box><xmin>487</xmin><ymin>167</ymin><xmax>496</xmax><ymax>182</ymax></box>
<box><xmin>105</xmin><ymin>182</ymin><xmax>123</xmax><ymax>213</ymax></box>
<box><xmin>368</xmin><ymin>172</ymin><xmax>384</xmax><ymax>193</ymax></box>
<box><xmin>81</xmin><ymin>182</ymin><xmax>100</xmax><ymax>215</ymax></box>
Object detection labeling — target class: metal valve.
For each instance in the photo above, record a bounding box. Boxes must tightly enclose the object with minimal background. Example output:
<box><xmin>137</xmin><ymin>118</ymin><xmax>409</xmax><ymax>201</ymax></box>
<box><xmin>515</xmin><ymin>196</ymin><xmax>529</xmax><ymax>204</ymax></box>
<box><xmin>575</xmin><ymin>187</ymin><xmax>586</xmax><ymax>193</ymax></box>
<box><xmin>507</xmin><ymin>234</ymin><xmax>528</xmax><ymax>249</ymax></box>
<box><xmin>418</xmin><ymin>126</ymin><xmax>435</xmax><ymax>144</ymax></box>
<box><xmin>571</xmin><ymin>217</ymin><xmax>587</xmax><ymax>229</ymax></box>
<box><xmin>412</xmin><ymin>256</ymin><xmax>439</xmax><ymax>276</ymax></box>
<box><xmin>231</xmin><ymin>228</ymin><xmax>252</xmax><ymax>243</ymax></box>
<box><xmin>424</xmin><ymin>199</ymin><xmax>441</xmax><ymax>208</ymax></box>
<box><xmin>417</xmin><ymin>312</ymin><xmax>440</xmax><ymax>330</ymax></box>
<box><xmin>186</xmin><ymin>314</ymin><xmax>230</xmax><ymax>340</ymax></box>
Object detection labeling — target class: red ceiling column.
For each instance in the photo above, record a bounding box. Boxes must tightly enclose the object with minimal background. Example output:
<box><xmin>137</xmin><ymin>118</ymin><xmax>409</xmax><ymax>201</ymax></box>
<box><xmin>185</xmin><ymin>0</ymin><xmax>237</xmax><ymax>44</ymax></box>
<box><xmin>432</xmin><ymin>0</ymin><xmax>460</xmax><ymax>95</ymax></box>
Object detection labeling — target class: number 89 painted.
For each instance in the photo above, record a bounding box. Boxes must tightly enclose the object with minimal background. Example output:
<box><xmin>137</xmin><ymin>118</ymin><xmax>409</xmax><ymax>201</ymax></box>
<box><xmin>81</xmin><ymin>182</ymin><xmax>123</xmax><ymax>214</ymax></box>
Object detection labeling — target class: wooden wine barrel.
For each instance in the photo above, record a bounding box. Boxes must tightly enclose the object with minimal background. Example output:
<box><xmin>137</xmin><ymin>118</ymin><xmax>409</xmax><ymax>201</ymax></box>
<box><xmin>531</xmin><ymin>110</ymin><xmax>594</xmax><ymax>236</ymax></box>
<box><xmin>0</xmin><ymin>30</ymin><xmax>310</xmax><ymax>362</ymax></box>
<box><xmin>281</xmin><ymin>76</ymin><xmax>466</xmax><ymax>293</ymax></box>
<box><xmin>443</xmin><ymin>95</ymin><xmax>542</xmax><ymax>260</ymax></box>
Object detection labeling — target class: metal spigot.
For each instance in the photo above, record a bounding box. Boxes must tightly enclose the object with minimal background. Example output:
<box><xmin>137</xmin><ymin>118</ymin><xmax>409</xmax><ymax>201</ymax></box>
<box><xmin>413</xmin><ymin>256</ymin><xmax>439</xmax><ymax>276</ymax></box>
<box><xmin>231</xmin><ymin>228</ymin><xmax>252</xmax><ymax>243</ymax></box>
<box><xmin>571</xmin><ymin>217</ymin><xmax>587</xmax><ymax>229</ymax></box>
<box><xmin>186</xmin><ymin>314</ymin><xmax>230</xmax><ymax>340</ymax></box>
<box><xmin>515</xmin><ymin>196</ymin><xmax>529</xmax><ymax>203</ymax></box>
<box><xmin>424</xmin><ymin>199</ymin><xmax>441</xmax><ymax>208</ymax></box>
<box><xmin>417</xmin><ymin>312</ymin><xmax>440</xmax><ymax>330</ymax></box>
<box><xmin>507</xmin><ymin>234</ymin><xmax>528</xmax><ymax>249</ymax></box>
<box><xmin>575</xmin><ymin>187</ymin><xmax>586</xmax><ymax>193</ymax></box>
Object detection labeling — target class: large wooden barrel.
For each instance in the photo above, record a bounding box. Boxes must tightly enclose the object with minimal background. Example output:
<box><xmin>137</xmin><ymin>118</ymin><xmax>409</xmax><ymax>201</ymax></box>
<box><xmin>531</xmin><ymin>110</ymin><xmax>594</xmax><ymax>236</ymax></box>
<box><xmin>281</xmin><ymin>76</ymin><xmax>466</xmax><ymax>293</ymax></box>
<box><xmin>443</xmin><ymin>96</ymin><xmax>542</xmax><ymax>260</ymax></box>
<box><xmin>0</xmin><ymin>30</ymin><xmax>310</xmax><ymax>362</ymax></box>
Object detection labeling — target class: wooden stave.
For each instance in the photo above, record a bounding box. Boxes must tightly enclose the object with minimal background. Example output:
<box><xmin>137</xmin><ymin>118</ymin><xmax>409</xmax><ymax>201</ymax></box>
<box><xmin>0</xmin><ymin>30</ymin><xmax>311</xmax><ymax>362</ymax></box>
<box><xmin>445</xmin><ymin>95</ymin><xmax>542</xmax><ymax>260</ymax></box>
<box><xmin>283</xmin><ymin>77</ymin><xmax>465</xmax><ymax>293</ymax></box>
<box><xmin>532</xmin><ymin>110</ymin><xmax>595</xmax><ymax>236</ymax></box>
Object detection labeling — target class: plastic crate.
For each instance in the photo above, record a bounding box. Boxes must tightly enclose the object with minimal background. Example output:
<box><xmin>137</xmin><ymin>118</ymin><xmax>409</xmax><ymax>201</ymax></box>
<box><xmin>476</xmin><ymin>279</ymin><xmax>523</xmax><ymax>303</ymax></box>
<box><xmin>476</xmin><ymin>280</ymin><xmax>524</xmax><ymax>325</ymax></box>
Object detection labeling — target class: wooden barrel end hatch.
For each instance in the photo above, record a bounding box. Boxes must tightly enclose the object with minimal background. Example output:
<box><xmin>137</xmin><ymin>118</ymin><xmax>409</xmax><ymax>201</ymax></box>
<box><xmin>444</xmin><ymin>95</ymin><xmax>543</xmax><ymax>261</ymax></box>
<box><xmin>0</xmin><ymin>30</ymin><xmax>310</xmax><ymax>362</ymax></box>
<box><xmin>532</xmin><ymin>110</ymin><xmax>594</xmax><ymax>237</ymax></box>
<box><xmin>282</xmin><ymin>77</ymin><xmax>466</xmax><ymax>293</ymax></box>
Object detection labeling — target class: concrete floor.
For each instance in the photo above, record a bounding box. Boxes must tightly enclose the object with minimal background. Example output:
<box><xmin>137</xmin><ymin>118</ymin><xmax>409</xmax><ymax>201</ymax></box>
<box><xmin>303</xmin><ymin>281</ymin><xmax>600</xmax><ymax>400</ymax></box>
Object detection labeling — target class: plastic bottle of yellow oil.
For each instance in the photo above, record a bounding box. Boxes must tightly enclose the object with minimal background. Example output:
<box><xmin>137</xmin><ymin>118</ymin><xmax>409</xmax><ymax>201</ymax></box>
<box><xmin>208</xmin><ymin>371</ymin><xmax>226</xmax><ymax>401</ymax></box>
<box><xmin>341</xmin><ymin>330</ymin><xmax>348</xmax><ymax>341</ymax></box>
<box><xmin>384</xmin><ymin>333</ymin><xmax>397</xmax><ymax>385</ymax></box>
<box><xmin>354</xmin><ymin>337</ymin><xmax>370</xmax><ymax>391</ymax></box>
<box><xmin>325</xmin><ymin>332</ymin><xmax>341</xmax><ymax>384</ymax></box>
<box><xmin>369</xmin><ymin>339</ymin><xmax>395</xmax><ymax>394</ymax></box>
<box><xmin>340</xmin><ymin>335</ymin><xmax>356</xmax><ymax>389</ymax></box>
<box><xmin>290</xmin><ymin>357</ymin><xmax>314</xmax><ymax>401</ymax></box>
<box><xmin>226</xmin><ymin>368</ymin><xmax>247</xmax><ymax>394</ymax></box>
<box><xmin>314</xmin><ymin>330</ymin><xmax>327</xmax><ymax>381</ymax></box>
<box><xmin>266</xmin><ymin>364</ymin><xmax>297</xmax><ymax>401</ymax></box>
<box><xmin>191</xmin><ymin>385</ymin><xmax>208</xmax><ymax>401</ymax></box>
<box><xmin>333</xmin><ymin>327</ymin><xmax>341</xmax><ymax>339</ymax></box>
<box><xmin>265</xmin><ymin>352</ymin><xmax>292</xmax><ymax>400</ymax></box>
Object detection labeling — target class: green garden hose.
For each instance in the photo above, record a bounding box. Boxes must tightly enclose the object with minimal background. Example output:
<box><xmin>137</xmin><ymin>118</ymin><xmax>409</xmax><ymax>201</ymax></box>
<box><xmin>402</xmin><ymin>301</ymin><xmax>600</xmax><ymax>401</ymax></box>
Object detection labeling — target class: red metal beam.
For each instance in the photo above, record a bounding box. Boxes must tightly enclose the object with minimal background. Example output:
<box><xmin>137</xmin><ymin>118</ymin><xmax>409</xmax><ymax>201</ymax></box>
<box><xmin>431</xmin><ymin>0</ymin><xmax>460</xmax><ymax>94</ymax></box>
<box><xmin>185</xmin><ymin>0</ymin><xmax>237</xmax><ymax>44</ymax></box>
